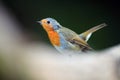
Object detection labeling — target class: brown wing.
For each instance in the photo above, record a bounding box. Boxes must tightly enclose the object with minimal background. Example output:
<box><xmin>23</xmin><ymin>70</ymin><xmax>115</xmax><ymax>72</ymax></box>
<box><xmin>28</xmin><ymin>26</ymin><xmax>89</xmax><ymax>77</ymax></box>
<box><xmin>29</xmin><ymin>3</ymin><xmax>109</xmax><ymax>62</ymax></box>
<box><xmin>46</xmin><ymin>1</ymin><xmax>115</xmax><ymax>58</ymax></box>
<box><xmin>68</xmin><ymin>36</ymin><xmax>93</xmax><ymax>52</ymax></box>
<box><xmin>59</xmin><ymin>27</ymin><xmax>93</xmax><ymax>52</ymax></box>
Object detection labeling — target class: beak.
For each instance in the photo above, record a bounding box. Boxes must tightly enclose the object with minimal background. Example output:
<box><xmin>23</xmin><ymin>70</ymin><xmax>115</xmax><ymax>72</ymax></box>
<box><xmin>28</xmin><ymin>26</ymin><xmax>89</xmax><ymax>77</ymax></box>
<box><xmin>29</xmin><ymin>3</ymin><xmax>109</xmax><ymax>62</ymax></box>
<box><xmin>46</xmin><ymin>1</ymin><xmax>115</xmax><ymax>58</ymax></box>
<box><xmin>37</xmin><ymin>21</ymin><xmax>41</xmax><ymax>24</ymax></box>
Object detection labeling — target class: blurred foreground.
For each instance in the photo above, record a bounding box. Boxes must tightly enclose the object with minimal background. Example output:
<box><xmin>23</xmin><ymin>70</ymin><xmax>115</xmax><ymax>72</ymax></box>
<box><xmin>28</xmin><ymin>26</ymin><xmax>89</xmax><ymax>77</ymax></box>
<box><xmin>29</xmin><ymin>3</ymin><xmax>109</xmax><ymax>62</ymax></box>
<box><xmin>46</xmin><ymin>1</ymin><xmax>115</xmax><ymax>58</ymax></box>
<box><xmin>0</xmin><ymin>3</ymin><xmax>120</xmax><ymax>80</ymax></box>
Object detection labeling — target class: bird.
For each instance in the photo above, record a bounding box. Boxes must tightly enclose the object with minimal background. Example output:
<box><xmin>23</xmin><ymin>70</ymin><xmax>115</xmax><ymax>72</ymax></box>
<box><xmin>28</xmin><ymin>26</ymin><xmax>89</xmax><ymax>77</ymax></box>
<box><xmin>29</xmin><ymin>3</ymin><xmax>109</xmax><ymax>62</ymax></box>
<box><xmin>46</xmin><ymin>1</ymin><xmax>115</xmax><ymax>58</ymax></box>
<box><xmin>37</xmin><ymin>18</ymin><xmax>107</xmax><ymax>54</ymax></box>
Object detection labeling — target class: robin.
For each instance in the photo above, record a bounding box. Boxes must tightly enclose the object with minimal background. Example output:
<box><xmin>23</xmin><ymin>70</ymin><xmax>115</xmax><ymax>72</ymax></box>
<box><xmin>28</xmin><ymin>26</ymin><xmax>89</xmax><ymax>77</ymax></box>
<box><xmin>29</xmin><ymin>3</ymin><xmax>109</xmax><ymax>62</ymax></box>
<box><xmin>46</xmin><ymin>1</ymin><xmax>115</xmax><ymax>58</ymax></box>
<box><xmin>37</xmin><ymin>18</ymin><xmax>107</xmax><ymax>54</ymax></box>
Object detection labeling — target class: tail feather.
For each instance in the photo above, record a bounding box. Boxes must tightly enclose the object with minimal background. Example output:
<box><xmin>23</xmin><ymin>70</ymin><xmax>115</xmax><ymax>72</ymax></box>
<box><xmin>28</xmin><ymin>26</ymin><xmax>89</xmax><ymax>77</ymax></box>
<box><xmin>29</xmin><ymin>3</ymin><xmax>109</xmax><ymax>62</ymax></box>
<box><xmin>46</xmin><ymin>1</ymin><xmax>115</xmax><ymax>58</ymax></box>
<box><xmin>79</xmin><ymin>23</ymin><xmax>107</xmax><ymax>42</ymax></box>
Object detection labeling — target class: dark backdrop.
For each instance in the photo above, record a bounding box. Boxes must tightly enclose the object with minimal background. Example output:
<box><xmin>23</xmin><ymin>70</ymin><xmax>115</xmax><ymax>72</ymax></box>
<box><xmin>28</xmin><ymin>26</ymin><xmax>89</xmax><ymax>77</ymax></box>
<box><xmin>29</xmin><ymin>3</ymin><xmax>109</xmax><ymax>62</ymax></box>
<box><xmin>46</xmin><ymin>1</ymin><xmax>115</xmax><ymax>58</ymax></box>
<box><xmin>2</xmin><ymin>0</ymin><xmax>120</xmax><ymax>50</ymax></box>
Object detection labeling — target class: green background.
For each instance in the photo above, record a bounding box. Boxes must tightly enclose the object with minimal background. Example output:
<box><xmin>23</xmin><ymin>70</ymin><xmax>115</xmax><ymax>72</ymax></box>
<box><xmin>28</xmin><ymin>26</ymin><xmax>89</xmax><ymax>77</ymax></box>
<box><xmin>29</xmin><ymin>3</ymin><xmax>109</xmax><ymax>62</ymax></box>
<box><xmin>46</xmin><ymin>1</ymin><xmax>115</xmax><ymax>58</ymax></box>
<box><xmin>2</xmin><ymin>0</ymin><xmax>120</xmax><ymax>50</ymax></box>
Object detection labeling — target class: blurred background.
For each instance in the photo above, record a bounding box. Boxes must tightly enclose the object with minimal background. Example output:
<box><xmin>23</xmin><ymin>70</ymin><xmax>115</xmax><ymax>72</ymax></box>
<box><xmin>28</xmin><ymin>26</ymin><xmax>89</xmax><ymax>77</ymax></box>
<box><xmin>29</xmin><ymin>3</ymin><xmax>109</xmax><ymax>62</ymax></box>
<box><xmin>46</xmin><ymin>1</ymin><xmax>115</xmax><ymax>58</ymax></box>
<box><xmin>0</xmin><ymin>0</ymin><xmax>120</xmax><ymax>80</ymax></box>
<box><xmin>1</xmin><ymin>0</ymin><xmax>120</xmax><ymax>49</ymax></box>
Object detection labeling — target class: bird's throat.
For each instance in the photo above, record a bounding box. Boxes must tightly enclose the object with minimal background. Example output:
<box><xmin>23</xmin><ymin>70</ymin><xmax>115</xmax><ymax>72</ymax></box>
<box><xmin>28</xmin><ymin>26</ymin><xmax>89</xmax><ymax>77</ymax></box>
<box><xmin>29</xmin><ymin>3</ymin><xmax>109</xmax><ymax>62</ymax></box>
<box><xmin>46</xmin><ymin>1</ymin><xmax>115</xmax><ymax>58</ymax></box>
<box><xmin>48</xmin><ymin>31</ymin><xmax>60</xmax><ymax>46</ymax></box>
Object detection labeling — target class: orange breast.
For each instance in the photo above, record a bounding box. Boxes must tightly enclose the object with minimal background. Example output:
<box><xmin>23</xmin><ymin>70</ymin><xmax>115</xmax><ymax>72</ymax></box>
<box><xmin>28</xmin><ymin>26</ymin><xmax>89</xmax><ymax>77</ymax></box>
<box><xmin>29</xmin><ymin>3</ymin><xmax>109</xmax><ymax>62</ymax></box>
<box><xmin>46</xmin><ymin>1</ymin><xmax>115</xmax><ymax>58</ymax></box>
<box><xmin>48</xmin><ymin>31</ymin><xmax>60</xmax><ymax>46</ymax></box>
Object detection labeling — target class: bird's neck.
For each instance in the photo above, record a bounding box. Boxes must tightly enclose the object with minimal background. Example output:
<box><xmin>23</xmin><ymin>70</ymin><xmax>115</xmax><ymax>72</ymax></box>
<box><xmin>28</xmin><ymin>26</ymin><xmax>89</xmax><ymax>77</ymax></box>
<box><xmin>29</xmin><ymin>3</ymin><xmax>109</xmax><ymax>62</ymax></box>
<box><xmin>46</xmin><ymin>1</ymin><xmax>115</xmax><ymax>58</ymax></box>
<box><xmin>47</xmin><ymin>31</ymin><xmax>60</xmax><ymax>46</ymax></box>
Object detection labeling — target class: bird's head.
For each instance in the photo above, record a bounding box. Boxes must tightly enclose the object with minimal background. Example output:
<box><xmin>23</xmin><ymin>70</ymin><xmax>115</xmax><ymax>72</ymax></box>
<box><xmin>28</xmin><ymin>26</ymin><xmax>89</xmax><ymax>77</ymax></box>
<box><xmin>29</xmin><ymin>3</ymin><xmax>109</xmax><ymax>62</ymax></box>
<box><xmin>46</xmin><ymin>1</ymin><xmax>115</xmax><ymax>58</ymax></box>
<box><xmin>37</xmin><ymin>18</ymin><xmax>61</xmax><ymax>32</ymax></box>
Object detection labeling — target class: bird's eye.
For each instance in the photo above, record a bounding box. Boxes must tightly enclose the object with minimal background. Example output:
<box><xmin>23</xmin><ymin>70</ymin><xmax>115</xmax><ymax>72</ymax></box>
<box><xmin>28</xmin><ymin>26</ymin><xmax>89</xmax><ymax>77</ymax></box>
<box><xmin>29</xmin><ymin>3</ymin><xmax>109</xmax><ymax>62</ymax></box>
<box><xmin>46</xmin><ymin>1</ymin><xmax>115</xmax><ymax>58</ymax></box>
<box><xmin>47</xmin><ymin>21</ymin><xmax>50</xmax><ymax>24</ymax></box>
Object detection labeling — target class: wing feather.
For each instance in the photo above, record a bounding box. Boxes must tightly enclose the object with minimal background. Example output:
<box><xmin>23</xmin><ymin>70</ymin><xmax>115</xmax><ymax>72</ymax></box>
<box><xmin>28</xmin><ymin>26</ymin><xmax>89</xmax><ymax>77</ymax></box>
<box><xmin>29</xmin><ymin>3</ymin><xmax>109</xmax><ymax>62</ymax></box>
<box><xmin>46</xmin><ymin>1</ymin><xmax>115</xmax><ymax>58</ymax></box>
<box><xmin>58</xmin><ymin>27</ymin><xmax>92</xmax><ymax>51</ymax></box>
